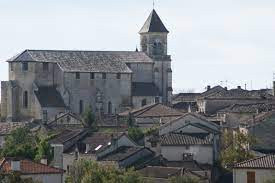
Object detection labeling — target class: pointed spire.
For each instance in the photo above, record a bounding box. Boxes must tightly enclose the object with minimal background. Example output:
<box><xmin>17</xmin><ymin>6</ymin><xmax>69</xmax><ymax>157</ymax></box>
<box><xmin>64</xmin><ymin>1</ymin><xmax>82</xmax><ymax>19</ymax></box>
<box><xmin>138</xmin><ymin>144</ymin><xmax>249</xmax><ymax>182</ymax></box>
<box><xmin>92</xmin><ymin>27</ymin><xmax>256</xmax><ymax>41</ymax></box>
<box><xmin>139</xmin><ymin>9</ymin><xmax>169</xmax><ymax>34</ymax></box>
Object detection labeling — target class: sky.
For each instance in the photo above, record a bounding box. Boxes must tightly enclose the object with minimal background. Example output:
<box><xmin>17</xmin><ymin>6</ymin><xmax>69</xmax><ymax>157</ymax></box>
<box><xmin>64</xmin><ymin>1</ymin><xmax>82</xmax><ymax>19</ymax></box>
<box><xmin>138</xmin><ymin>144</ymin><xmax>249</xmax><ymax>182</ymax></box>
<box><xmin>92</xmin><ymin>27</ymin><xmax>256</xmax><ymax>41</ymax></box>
<box><xmin>0</xmin><ymin>0</ymin><xmax>275</xmax><ymax>93</ymax></box>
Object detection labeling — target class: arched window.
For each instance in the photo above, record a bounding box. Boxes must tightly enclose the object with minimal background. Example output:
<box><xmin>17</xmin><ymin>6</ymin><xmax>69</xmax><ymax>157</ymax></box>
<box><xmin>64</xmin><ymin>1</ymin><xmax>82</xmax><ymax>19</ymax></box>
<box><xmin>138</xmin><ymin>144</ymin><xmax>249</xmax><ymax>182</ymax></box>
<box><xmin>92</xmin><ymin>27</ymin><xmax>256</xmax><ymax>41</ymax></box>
<box><xmin>23</xmin><ymin>91</ymin><xmax>28</xmax><ymax>108</ymax></box>
<box><xmin>153</xmin><ymin>40</ymin><xmax>163</xmax><ymax>55</ymax></box>
<box><xmin>141</xmin><ymin>99</ymin><xmax>147</xmax><ymax>107</ymax></box>
<box><xmin>79</xmin><ymin>100</ymin><xmax>83</xmax><ymax>114</ymax></box>
<box><xmin>108</xmin><ymin>102</ymin><xmax>112</xmax><ymax>114</ymax></box>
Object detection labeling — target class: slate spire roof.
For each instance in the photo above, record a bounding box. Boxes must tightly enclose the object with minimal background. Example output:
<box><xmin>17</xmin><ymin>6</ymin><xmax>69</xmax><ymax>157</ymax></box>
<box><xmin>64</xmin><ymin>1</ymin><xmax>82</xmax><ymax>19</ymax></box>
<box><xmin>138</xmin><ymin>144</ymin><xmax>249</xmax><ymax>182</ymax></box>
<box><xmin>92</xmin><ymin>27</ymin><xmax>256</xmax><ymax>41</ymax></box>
<box><xmin>139</xmin><ymin>9</ymin><xmax>169</xmax><ymax>34</ymax></box>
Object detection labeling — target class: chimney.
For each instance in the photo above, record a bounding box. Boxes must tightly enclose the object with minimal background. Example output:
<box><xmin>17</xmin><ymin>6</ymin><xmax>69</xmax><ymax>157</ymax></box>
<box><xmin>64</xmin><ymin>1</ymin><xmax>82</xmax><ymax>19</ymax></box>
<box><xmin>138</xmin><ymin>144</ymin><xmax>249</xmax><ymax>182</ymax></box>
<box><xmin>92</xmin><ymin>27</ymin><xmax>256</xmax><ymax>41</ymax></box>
<box><xmin>40</xmin><ymin>158</ymin><xmax>47</xmax><ymax>165</ymax></box>
<box><xmin>237</xmin><ymin>86</ymin><xmax>241</xmax><ymax>90</ymax></box>
<box><xmin>224</xmin><ymin>87</ymin><xmax>228</xmax><ymax>91</ymax></box>
<box><xmin>207</xmin><ymin>85</ymin><xmax>211</xmax><ymax>91</ymax></box>
<box><xmin>11</xmin><ymin>159</ymin><xmax>20</xmax><ymax>171</ymax></box>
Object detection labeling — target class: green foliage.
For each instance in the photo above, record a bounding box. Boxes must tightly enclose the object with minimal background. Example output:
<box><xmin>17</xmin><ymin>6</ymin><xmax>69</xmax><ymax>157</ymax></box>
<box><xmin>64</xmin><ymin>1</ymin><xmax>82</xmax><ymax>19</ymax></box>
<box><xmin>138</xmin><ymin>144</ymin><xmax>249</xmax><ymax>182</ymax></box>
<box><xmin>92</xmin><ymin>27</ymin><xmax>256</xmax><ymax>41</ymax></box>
<box><xmin>0</xmin><ymin>172</ymin><xmax>41</xmax><ymax>183</ymax></box>
<box><xmin>83</xmin><ymin>106</ymin><xmax>96</xmax><ymax>128</ymax></box>
<box><xmin>144</xmin><ymin>126</ymin><xmax>158</xmax><ymax>136</ymax></box>
<box><xmin>35</xmin><ymin>137</ymin><xmax>53</xmax><ymax>162</ymax></box>
<box><xmin>66</xmin><ymin>159</ymin><xmax>145</xmax><ymax>183</ymax></box>
<box><xmin>264</xmin><ymin>178</ymin><xmax>275</xmax><ymax>183</ymax></box>
<box><xmin>128</xmin><ymin>127</ymin><xmax>144</xmax><ymax>143</ymax></box>
<box><xmin>1</xmin><ymin>128</ymin><xmax>37</xmax><ymax>159</ymax></box>
<box><xmin>169</xmin><ymin>176</ymin><xmax>199</xmax><ymax>183</ymax></box>
<box><xmin>220</xmin><ymin>130</ymin><xmax>256</xmax><ymax>169</ymax></box>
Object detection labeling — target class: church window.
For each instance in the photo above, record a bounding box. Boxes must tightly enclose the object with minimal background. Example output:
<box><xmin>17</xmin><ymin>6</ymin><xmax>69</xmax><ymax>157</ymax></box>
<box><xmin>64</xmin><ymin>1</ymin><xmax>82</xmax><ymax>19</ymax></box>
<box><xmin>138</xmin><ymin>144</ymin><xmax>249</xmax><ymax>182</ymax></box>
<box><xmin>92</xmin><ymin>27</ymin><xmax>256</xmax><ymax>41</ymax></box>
<box><xmin>102</xmin><ymin>73</ymin><xmax>106</xmax><ymax>79</ymax></box>
<box><xmin>10</xmin><ymin>63</ymin><xmax>14</xmax><ymax>71</ymax></box>
<box><xmin>141</xmin><ymin>99</ymin><xmax>147</xmax><ymax>107</ymax></box>
<box><xmin>90</xmin><ymin>73</ymin><xmax>94</xmax><ymax>79</ymax></box>
<box><xmin>76</xmin><ymin>72</ymin><xmax>80</xmax><ymax>79</ymax></box>
<box><xmin>79</xmin><ymin>100</ymin><xmax>83</xmax><ymax>114</ymax></box>
<box><xmin>116</xmin><ymin>73</ymin><xmax>121</xmax><ymax>79</ymax></box>
<box><xmin>108</xmin><ymin>101</ymin><xmax>112</xmax><ymax>114</ymax></box>
<box><xmin>23</xmin><ymin>91</ymin><xmax>28</xmax><ymax>108</ymax></box>
<box><xmin>22</xmin><ymin>62</ymin><xmax>28</xmax><ymax>71</ymax></box>
<box><xmin>43</xmin><ymin>63</ymin><xmax>49</xmax><ymax>71</ymax></box>
<box><xmin>153</xmin><ymin>40</ymin><xmax>163</xmax><ymax>55</ymax></box>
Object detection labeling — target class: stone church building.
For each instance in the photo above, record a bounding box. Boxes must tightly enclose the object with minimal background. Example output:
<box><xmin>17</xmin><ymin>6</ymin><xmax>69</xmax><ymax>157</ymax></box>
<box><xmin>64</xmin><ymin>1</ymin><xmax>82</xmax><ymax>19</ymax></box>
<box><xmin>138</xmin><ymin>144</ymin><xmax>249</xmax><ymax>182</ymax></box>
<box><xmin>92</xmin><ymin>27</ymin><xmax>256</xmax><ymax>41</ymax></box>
<box><xmin>1</xmin><ymin>9</ymin><xmax>173</xmax><ymax>122</ymax></box>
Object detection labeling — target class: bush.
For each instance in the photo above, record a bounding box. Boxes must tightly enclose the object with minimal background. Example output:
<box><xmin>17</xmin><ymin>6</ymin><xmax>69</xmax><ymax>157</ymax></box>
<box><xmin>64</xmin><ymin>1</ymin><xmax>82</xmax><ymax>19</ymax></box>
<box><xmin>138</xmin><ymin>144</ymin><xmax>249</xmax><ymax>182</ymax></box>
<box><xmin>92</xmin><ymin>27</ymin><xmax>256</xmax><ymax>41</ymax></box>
<box><xmin>128</xmin><ymin>127</ymin><xmax>144</xmax><ymax>143</ymax></box>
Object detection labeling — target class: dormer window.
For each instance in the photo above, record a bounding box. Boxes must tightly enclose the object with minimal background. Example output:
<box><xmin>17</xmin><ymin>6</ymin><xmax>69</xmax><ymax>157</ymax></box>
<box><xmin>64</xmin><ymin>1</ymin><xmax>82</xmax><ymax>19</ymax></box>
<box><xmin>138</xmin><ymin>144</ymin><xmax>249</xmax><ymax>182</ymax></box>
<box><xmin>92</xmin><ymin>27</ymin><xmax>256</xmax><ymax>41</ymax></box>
<box><xmin>102</xmin><ymin>73</ymin><xmax>106</xmax><ymax>79</ymax></box>
<box><xmin>22</xmin><ymin>62</ymin><xmax>28</xmax><ymax>71</ymax></box>
<box><xmin>75</xmin><ymin>72</ymin><xmax>80</xmax><ymax>79</ymax></box>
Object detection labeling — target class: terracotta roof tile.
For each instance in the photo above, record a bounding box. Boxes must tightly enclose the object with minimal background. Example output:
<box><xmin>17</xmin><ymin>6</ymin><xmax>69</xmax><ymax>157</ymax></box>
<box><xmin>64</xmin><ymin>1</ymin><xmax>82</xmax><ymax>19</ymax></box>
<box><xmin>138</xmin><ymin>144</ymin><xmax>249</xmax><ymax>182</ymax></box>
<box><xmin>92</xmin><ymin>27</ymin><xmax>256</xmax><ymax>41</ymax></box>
<box><xmin>234</xmin><ymin>154</ymin><xmax>275</xmax><ymax>169</ymax></box>
<box><xmin>160</xmin><ymin>133</ymin><xmax>212</xmax><ymax>146</ymax></box>
<box><xmin>1</xmin><ymin>158</ymin><xmax>64</xmax><ymax>174</ymax></box>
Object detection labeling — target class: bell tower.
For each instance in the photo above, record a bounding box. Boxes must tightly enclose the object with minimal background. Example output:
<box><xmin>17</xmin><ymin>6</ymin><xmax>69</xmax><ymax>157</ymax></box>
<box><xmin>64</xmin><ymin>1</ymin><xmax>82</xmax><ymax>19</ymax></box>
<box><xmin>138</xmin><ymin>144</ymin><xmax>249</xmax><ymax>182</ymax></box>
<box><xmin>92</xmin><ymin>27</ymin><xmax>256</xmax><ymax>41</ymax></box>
<box><xmin>139</xmin><ymin>9</ymin><xmax>172</xmax><ymax>104</ymax></box>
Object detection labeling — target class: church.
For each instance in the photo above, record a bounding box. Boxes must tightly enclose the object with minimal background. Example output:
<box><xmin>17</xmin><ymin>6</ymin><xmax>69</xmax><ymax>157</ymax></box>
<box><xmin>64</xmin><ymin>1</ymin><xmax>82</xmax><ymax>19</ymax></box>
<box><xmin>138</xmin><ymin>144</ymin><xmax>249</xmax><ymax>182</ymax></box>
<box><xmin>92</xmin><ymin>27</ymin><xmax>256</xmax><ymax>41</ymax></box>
<box><xmin>1</xmin><ymin>9</ymin><xmax>173</xmax><ymax>122</ymax></box>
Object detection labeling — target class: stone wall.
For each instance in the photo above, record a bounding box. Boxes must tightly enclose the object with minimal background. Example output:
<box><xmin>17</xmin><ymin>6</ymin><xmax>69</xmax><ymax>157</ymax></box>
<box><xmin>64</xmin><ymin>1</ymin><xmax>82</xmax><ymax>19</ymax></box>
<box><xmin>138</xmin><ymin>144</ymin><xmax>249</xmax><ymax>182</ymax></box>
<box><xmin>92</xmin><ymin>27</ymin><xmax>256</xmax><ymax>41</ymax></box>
<box><xmin>63</xmin><ymin>72</ymin><xmax>132</xmax><ymax>115</ymax></box>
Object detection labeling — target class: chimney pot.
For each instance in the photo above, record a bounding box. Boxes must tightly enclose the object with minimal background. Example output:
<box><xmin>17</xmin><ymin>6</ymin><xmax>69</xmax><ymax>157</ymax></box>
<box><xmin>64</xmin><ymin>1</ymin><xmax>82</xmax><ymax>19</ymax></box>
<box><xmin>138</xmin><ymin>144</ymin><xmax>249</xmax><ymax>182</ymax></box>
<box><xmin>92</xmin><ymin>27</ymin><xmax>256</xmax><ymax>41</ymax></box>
<box><xmin>207</xmin><ymin>85</ymin><xmax>211</xmax><ymax>91</ymax></box>
<box><xmin>237</xmin><ymin>86</ymin><xmax>241</xmax><ymax>89</ymax></box>
<box><xmin>11</xmin><ymin>160</ymin><xmax>20</xmax><ymax>171</ymax></box>
<box><xmin>224</xmin><ymin>87</ymin><xmax>227</xmax><ymax>90</ymax></box>
<box><xmin>40</xmin><ymin>158</ymin><xmax>47</xmax><ymax>165</ymax></box>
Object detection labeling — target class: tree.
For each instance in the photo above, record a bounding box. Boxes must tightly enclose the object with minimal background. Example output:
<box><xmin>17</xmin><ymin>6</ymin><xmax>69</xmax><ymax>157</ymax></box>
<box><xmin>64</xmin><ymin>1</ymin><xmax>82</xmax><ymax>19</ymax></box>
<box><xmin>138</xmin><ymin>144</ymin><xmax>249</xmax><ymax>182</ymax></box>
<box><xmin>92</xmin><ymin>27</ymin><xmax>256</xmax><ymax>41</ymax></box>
<box><xmin>83</xmin><ymin>106</ymin><xmax>96</xmax><ymax>128</ymax></box>
<box><xmin>128</xmin><ymin>127</ymin><xmax>144</xmax><ymax>143</ymax></box>
<box><xmin>66</xmin><ymin>159</ymin><xmax>145</xmax><ymax>183</ymax></box>
<box><xmin>1</xmin><ymin>128</ymin><xmax>37</xmax><ymax>160</ymax></box>
<box><xmin>0</xmin><ymin>172</ymin><xmax>41</xmax><ymax>183</ymax></box>
<box><xmin>220</xmin><ymin>130</ymin><xmax>256</xmax><ymax>169</ymax></box>
<box><xmin>35</xmin><ymin>136</ymin><xmax>53</xmax><ymax>162</ymax></box>
<box><xmin>170</xmin><ymin>176</ymin><xmax>199</xmax><ymax>183</ymax></box>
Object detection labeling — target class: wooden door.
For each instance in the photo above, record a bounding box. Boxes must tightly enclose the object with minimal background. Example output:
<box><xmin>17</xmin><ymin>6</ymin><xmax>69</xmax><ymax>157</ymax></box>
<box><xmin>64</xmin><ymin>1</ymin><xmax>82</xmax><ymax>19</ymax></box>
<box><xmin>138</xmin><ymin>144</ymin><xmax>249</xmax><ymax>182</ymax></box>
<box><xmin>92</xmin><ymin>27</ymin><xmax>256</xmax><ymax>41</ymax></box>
<box><xmin>247</xmin><ymin>171</ymin><xmax>255</xmax><ymax>183</ymax></box>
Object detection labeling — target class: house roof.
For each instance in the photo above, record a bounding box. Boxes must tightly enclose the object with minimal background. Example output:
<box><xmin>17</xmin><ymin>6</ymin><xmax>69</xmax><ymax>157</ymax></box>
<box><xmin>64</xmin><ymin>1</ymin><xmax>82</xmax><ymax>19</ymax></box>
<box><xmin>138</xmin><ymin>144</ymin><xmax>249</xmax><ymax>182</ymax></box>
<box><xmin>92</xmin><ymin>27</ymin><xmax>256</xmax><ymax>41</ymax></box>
<box><xmin>47</xmin><ymin>112</ymin><xmax>82</xmax><ymax>125</ymax></box>
<box><xmin>0</xmin><ymin>158</ymin><xmax>64</xmax><ymax>174</ymax></box>
<box><xmin>159</xmin><ymin>113</ymin><xmax>220</xmax><ymax>132</ymax></box>
<box><xmin>172</xmin><ymin>93</ymin><xmax>201</xmax><ymax>102</ymax></box>
<box><xmin>0</xmin><ymin>122</ymin><xmax>27</xmax><ymax>135</ymax></box>
<box><xmin>49</xmin><ymin>129</ymin><xmax>86</xmax><ymax>145</ymax></box>
<box><xmin>201</xmin><ymin>87</ymin><xmax>274</xmax><ymax>100</ymax></box>
<box><xmin>175</xmin><ymin>122</ymin><xmax>221</xmax><ymax>134</ymax></box>
<box><xmin>34</xmin><ymin>86</ymin><xmax>66</xmax><ymax>108</ymax></box>
<box><xmin>139</xmin><ymin>9</ymin><xmax>169</xmax><ymax>34</ymax></box>
<box><xmin>99</xmin><ymin>146</ymin><xmax>148</xmax><ymax>162</ymax></box>
<box><xmin>132</xmin><ymin>82</ymin><xmax>160</xmax><ymax>96</ymax></box>
<box><xmin>218</xmin><ymin>103</ymin><xmax>273</xmax><ymax>113</ymax></box>
<box><xmin>248</xmin><ymin>112</ymin><xmax>275</xmax><ymax>152</ymax></box>
<box><xmin>160</xmin><ymin>133</ymin><xmax>212</xmax><ymax>146</ymax></box>
<box><xmin>81</xmin><ymin>132</ymin><xmax>123</xmax><ymax>153</ymax></box>
<box><xmin>119</xmin><ymin>103</ymin><xmax>183</xmax><ymax>118</ymax></box>
<box><xmin>234</xmin><ymin>154</ymin><xmax>275</xmax><ymax>169</ymax></box>
<box><xmin>7</xmin><ymin>50</ymin><xmax>154</xmax><ymax>73</ymax></box>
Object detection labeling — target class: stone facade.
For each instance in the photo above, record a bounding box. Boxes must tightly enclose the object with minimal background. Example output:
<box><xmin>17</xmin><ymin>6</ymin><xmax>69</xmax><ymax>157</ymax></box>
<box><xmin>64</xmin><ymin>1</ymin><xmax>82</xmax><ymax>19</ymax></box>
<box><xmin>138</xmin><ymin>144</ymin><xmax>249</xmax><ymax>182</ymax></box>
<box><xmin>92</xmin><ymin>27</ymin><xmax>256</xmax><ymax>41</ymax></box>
<box><xmin>1</xmin><ymin>9</ymin><xmax>173</xmax><ymax>122</ymax></box>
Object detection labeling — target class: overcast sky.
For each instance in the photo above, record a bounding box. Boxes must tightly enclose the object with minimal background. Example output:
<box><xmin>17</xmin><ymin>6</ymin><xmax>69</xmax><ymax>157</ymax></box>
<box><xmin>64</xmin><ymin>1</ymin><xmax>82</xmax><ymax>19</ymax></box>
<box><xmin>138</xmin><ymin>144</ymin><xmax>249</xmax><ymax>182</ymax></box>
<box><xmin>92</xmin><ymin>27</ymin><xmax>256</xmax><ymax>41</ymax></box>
<box><xmin>0</xmin><ymin>0</ymin><xmax>275</xmax><ymax>93</ymax></box>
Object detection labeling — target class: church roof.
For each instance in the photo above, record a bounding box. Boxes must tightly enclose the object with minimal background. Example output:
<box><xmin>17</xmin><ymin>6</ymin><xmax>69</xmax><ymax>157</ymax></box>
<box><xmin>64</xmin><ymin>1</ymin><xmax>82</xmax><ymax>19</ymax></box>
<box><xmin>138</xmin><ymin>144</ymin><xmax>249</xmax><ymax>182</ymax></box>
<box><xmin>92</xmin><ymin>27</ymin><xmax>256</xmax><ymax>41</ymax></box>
<box><xmin>34</xmin><ymin>86</ymin><xmax>66</xmax><ymax>108</ymax></box>
<box><xmin>139</xmin><ymin>9</ymin><xmax>169</xmax><ymax>34</ymax></box>
<box><xmin>7</xmin><ymin>50</ymin><xmax>154</xmax><ymax>73</ymax></box>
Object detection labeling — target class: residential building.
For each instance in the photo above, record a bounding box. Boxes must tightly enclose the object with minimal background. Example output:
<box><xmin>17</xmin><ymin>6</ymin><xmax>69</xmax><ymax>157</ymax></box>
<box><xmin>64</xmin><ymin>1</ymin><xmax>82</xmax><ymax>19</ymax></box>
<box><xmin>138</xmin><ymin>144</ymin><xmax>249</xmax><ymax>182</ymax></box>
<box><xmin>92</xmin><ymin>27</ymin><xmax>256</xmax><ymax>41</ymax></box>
<box><xmin>233</xmin><ymin>154</ymin><xmax>275</xmax><ymax>183</ymax></box>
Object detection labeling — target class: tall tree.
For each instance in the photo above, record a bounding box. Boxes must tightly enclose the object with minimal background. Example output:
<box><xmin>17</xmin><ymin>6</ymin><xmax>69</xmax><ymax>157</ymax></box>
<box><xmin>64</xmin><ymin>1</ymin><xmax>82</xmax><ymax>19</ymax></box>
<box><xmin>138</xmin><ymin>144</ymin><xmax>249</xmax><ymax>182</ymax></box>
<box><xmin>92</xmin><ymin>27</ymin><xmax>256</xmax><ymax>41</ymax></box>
<box><xmin>83</xmin><ymin>106</ymin><xmax>96</xmax><ymax>128</ymax></box>
<box><xmin>220</xmin><ymin>130</ymin><xmax>256</xmax><ymax>169</ymax></box>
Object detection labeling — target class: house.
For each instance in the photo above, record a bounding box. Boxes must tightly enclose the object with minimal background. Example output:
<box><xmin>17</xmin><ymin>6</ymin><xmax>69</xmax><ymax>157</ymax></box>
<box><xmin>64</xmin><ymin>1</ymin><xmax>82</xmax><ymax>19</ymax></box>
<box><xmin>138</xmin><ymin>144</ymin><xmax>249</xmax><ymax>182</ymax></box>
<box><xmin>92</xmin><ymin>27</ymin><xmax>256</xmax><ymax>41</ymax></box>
<box><xmin>118</xmin><ymin>103</ymin><xmax>183</xmax><ymax>128</ymax></box>
<box><xmin>0</xmin><ymin>157</ymin><xmax>64</xmax><ymax>183</ymax></box>
<box><xmin>172</xmin><ymin>93</ymin><xmax>201</xmax><ymax>113</ymax></box>
<box><xmin>1</xmin><ymin>9</ymin><xmax>172</xmax><ymax>122</ymax></box>
<box><xmin>47</xmin><ymin>112</ymin><xmax>84</xmax><ymax>129</ymax></box>
<box><xmin>233</xmin><ymin>154</ymin><xmax>275</xmax><ymax>183</ymax></box>
<box><xmin>49</xmin><ymin>129</ymin><xmax>88</xmax><ymax>169</ymax></box>
<box><xmin>197</xmin><ymin>85</ymin><xmax>274</xmax><ymax>115</ymax></box>
<box><xmin>138</xmin><ymin>166</ymin><xmax>210</xmax><ymax>183</ymax></box>
<box><xmin>160</xmin><ymin>132</ymin><xmax>214</xmax><ymax>164</ymax></box>
<box><xmin>159</xmin><ymin>113</ymin><xmax>220</xmax><ymax>136</ymax></box>
<box><xmin>98</xmin><ymin>146</ymin><xmax>155</xmax><ymax>168</ymax></box>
